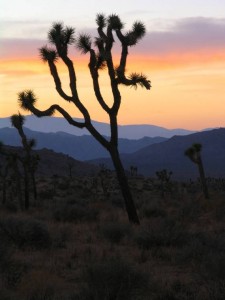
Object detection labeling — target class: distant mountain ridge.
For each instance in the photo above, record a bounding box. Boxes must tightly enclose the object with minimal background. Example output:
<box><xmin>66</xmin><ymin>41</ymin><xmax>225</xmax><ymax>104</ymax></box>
<box><xmin>0</xmin><ymin>146</ymin><xmax>98</xmax><ymax>177</ymax></box>
<box><xmin>90</xmin><ymin>128</ymin><xmax>225</xmax><ymax>180</ymax></box>
<box><xmin>0</xmin><ymin>116</ymin><xmax>194</xmax><ymax>139</ymax></box>
<box><xmin>0</xmin><ymin>127</ymin><xmax>167</xmax><ymax>161</ymax></box>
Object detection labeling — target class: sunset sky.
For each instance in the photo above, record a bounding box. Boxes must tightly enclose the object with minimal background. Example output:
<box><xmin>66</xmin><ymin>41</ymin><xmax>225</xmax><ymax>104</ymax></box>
<box><xmin>1</xmin><ymin>0</ymin><xmax>225</xmax><ymax>130</ymax></box>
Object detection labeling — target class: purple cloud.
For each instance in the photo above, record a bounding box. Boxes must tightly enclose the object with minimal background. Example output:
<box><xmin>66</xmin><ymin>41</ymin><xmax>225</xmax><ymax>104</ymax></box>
<box><xmin>134</xmin><ymin>17</ymin><xmax>225</xmax><ymax>55</ymax></box>
<box><xmin>1</xmin><ymin>17</ymin><xmax>225</xmax><ymax>60</ymax></box>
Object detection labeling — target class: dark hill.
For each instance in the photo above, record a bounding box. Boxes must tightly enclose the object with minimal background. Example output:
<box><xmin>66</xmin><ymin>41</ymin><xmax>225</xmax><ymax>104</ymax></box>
<box><xmin>91</xmin><ymin>128</ymin><xmax>225</xmax><ymax>180</ymax></box>
<box><xmin>0</xmin><ymin>145</ymin><xmax>98</xmax><ymax>177</ymax></box>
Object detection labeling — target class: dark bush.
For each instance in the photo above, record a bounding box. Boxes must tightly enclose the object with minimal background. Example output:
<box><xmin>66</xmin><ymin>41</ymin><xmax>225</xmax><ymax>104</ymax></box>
<box><xmin>101</xmin><ymin>222</ymin><xmax>131</xmax><ymax>244</ymax></box>
<box><xmin>53</xmin><ymin>202</ymin><xmax>98</xmax><ymax>223</ymax></box>
<box><xmin>0</xmin><ymin>239</ymin><xmax>13</xmax><ymax>272</ymax></box>
<box><xmin>141</xmin><ymin>204</ymin><xmax>167</xmax><ymax>219</ymax></box>
<box><xmin>80</xmin><ymin>257</ymin><xmax>149</xmax><ymax>300</ymax></box>
<box><xmin>135</xmin><ymin>219</ymin><xmax>189</xmax><ymax>250</ymax></box>
<box><xmin>38</xmin><ymin>188</ymin><xmax>55</xmax><ymax>200</ymax></box>
<box><xmin>0</xmin><ymin>216</ymin><xmax>51</xmax><ymax>249</ymax></box>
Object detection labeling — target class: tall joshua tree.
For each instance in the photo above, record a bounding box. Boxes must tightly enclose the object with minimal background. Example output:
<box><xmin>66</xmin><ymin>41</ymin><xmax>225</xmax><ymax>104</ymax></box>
<box><xmin>18</xmin><ymin>14</ymin><xmax>151</xmax><ymax>224</ymax></box>
<box><xmin>185</xmin><ymin>143</ymin><xmax>209</xmax><ymax>199</ymax></box>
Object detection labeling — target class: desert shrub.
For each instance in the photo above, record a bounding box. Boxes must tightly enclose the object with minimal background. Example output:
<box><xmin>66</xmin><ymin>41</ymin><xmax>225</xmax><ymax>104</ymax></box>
<box><xmin>57</xmin><ymin>181</ymin><xmax>70</xmax><ymax>191</ymax></box>
<box><xmin>4</xmin><ymin>201</ymin><xmax>18</xmax><ymax>212</ymax></box>
<box><xmin>176</xmin><ymin>231</ymin><xmax>225</xmax><ymax>275</ymax></box>
<box><xmin>199</xmin><ymin>252</ymin><xmax>225</xmax><ymax>281</ymax></box>
<box><xmin>100</xmin><ymin>222</ymin><xmax>131</xmax><ymax>244</ymax></box>
<box><xmin>204</xmin><ymin>281</ymin><xmax>225</xmax><ymax>300</ymax></box>
<box><xmin>53</xmin><ymin>202</ymin><xmax>98</xmax><ymax>223</ymax></box>
<box><xmin>25</xmin><ymin>286</ymin><xmax>55</xmax><ymax>300</ymax></box>
<box><xmin>0</xmin><ymin>216</ymin><xmax>51</xmax><ymax>249</ymax></box>
<box><xmin>0</xmin><ymin>239</ymin><xmax>13</xmax><ymax>272</ymax></box>
<box><xmin>79</xmin><ymin>257</ymin><xmax>149</xmax><ymax>300</ymax></box>
<box><xmin>110</xmin><ymin>196</ymin><xmax>124</xmax><ymax>208</ymax></box>
<box><xmin>141</xmin><ymin>203</ymin><xmax>167</xmax><ymax>219</ymax></box>
<box><xmin>0</xmin><ymin>289</ymin><xmax>15</xmax><ymax>300</ymax></box>
<box><xmin>135</xmin><ymin>219</ymin><xmax>189</xmax><ymax>250</ymax></box>
<box><xmin>51</xmin><ymin>225</ymin><xmax>71</xmax><ymax>248</ymax></box>
<box><xmin>179</xmin><ymin>198</ymin><xmax>202</xmax><ymax>222</ymax></box>
<box><xmin>4</xmin><ymin>261</ymin><xmax>27</xmax><ymax>289</ymax></box>
<box><xmin>152</xmin><ymin>279</ymin><xmax>198</xmax><ymax>300</ymax></box>
<box><xmin>38</xmin><ymin>188</ymin><xmax>55</xmax><ymax>200</ymax></box>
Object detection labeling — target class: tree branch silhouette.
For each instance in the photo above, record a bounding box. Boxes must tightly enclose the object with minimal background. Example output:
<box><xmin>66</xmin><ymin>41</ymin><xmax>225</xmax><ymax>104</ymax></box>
<box><xmin>18</xmin><ymin>14</ymin><xmax>151</xmax><ymax>224</ymax></box>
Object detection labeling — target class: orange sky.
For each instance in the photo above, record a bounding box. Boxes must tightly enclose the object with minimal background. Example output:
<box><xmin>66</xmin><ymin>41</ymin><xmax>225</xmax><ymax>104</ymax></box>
<box><xmin>1</xmin><ymin>49</ymin><xmax>225</xmax><ymax>130</ymax></box>
<box><xmin>1</xmin><ymin>17</ymin><xmax>225</xmax><ymax>130</ymax></box>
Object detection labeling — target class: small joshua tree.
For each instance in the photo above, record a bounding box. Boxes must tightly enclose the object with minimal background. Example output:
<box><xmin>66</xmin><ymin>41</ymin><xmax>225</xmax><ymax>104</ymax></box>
<box><xmin>155</xmin><ymin>169</ymin><xmax>173</xmax><ymax>198</ymax></box>
<box><xmin>11</xmin><ymin>113</ymin><xmax>39</xmax><ymax>208</ymax></box>
<box><xmin>17</xmin><ymin>14</ymin><xmax>151</xmax><ymax>224</ymax></box>
<box><xmin>185</xmin><ymin>143</ymin><xmax>209</xmax><ymax>199</ymax></box>
<box><xmin>0</xmin><ymin>141</ymin><xmax>23</xmax><ymax>208</ymax></box>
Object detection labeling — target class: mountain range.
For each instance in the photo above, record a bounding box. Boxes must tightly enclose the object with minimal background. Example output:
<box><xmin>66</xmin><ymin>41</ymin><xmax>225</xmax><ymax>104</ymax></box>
<box><xmin>1</xmin><ymin>115</ymin><xmax>224</xmax><ymax>180</ymax></box>
<box><xmin>0</xmin><ymin>116</ymin><xmax>194</xmax><ymax>139</ymax></box>
<box><xmin>91</xmin><ymin>128</ymin><xmax>225</xmax><ymax>180</ymax></box>
<box><xmin>0</xmin><ymin>127</ymin><xmax>166</xmax><ymax>161</ymax></box>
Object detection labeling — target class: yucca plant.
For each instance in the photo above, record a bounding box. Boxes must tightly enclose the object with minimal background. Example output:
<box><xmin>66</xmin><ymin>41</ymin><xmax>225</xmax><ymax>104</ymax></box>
<box><xmin>17</xmin><ymin>14</ymin><xmax>151</xmax><ymax>224</ymax></box>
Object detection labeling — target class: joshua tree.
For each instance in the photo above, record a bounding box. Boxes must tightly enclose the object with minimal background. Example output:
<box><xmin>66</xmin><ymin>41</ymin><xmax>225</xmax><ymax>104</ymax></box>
<box><xmin>11</xmin><ymin>113</ymin><xmax>38</xmax><ymax>208</ymax></box>
<box><xmin>0</xmin><ymin>142</ymin><xmax>23</xmax><ymax>208</ymax></box>
<box><xmin>155</xmin><ymin>169</ymin><xmax>173</xmax><ymax>198</ymax></box>
<box><xmin>185</xmin><ymin>143</ymin><xmax>209</xmax><ymax>199</ymax></box>
<box><xmin>17</xmin><ymin>14</ymin><xmax>151</xmax><ymax>224</ymax></box>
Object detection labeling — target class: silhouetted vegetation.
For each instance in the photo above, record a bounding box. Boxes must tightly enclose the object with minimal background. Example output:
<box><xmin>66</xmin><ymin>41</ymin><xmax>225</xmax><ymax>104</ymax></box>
<box><xmin>0</xmin><ymin>115</ymin><xmax>39</xmax><ymax>210</ymax></box>
<box><xmin>0</xmin><ymin>172</ymin><xmax>224</xmax><ymax>299</ymax></box>
<box><xmin>17</xmin><ymin>14</ymin><xmax>151</xmax><ymax>224</ymax></box>
<box><xmin>185</xmin><ymin>143</ymin><xmax>209</xmax><ymax>199</ymax></box>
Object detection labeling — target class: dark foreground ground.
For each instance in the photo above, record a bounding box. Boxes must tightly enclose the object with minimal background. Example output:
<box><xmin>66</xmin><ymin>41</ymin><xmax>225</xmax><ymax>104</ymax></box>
<box><xmin>0</xmin><ymin>174</ymin><xmax>225</xmax><ymax>299</ymax></box>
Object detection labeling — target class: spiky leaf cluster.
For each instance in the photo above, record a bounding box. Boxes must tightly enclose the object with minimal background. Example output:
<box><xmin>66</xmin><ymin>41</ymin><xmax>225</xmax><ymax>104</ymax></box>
<box><xmin>129</xmin><ymin>73</ymin><xmax>151</xmax><ymax>89</ymax></box>
<box><xmin>77</xmin><ymin>34</ymin><xmax>92</xmax><ymax>54</ymax></box>
<box><xmin>96</xmin><ymin>13</ymin><xmax>106</xmax><ymax>28</ymax></box>
<box><xmin>185</xmin><ymin>143</ymin><xmax>202</xmax><ymax>163</ymax></box>
<box><xmin>125</xmin><ymin>21</ymin><xmax>146</xmax><ymax>46</ymax></box>
<box><xmin>39</xmin><ymin>46</ymin><xmax>58</xmax><ymax>62</ymax></box>
<box><xmin>132</xmin><ymin>22</ymin><xmax>146</xmax><ymax>39</ymax></box>
<box><xmin>18</xmin><ymin>90</ymin><xmax>37</xmax><ymax>111</ymax></box>
<box><xmin>107</xmin><ymin>14</ymin><xmax>124</xmax><ymax>30</ymax></box>
<box><xmin>10</xmin><ymin>113</ymin><xmax>25</xmax><ymax>129</ymax></box>
<box><xmin>48</xmin><ymin>22</ymin><xmax>75</xmax><ymax>56</ymax></box>
<box><xmin>48</xmin><ymin>23</ymin><xmax>75</xmax><ymax>45</ymax></box>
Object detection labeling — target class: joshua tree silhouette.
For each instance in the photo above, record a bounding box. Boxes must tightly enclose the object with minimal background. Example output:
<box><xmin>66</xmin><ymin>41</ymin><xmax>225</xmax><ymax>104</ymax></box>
<box><xmin>185</xmin><ymin>143</ymin><xmax>209</xmax><ymax>199</ymax></box>
<box><xmin>0</xmin><ymin>141</ymin><xmax>23</xmax><ymax>208</ymax></box>
<box><xmin>11</xmin><ymin>113</ymin><xmax>39</xmax><ymax>208</ymax></box>
<box><xmin>17</xmin><ymin>14</ymin><xmax>151</xmax><ymax>224</ymax></box>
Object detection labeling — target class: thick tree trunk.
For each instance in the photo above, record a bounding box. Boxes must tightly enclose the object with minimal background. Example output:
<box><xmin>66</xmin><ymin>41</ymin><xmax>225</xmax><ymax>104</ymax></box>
<box><xmin>109</xmin><ymin>147</ymin><xmax>140</xmax><ymax>224</ymax></box>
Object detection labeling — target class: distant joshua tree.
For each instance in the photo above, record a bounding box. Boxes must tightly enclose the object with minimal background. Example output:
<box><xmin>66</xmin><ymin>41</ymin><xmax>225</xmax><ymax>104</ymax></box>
<box><xmin>11</xmin><ymin>113</ymin><xmax>39</xmax><ymax>208</ymax></box>
<box><xmin>185</xmin><ymin>143</ymin><xmax>209</xmax><ymax>199</ymax></box>
<box><xmin>17</xmin><ymin>14</ymin><xmax>151</xmax><ymax>224</ymax></box>
<box><xmin>155</xmin><ymin>169</ymin><xmax>173</xmax><ymax>198</ymax></box>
